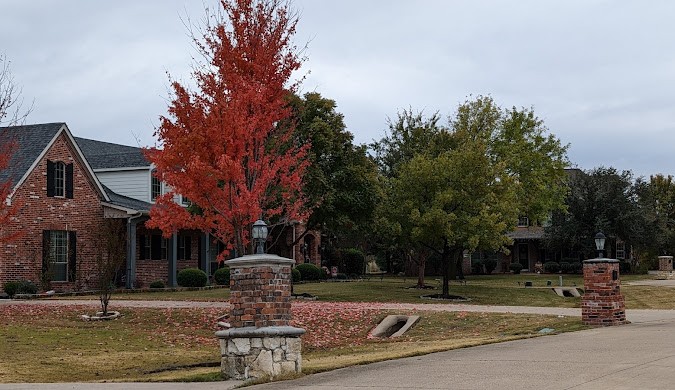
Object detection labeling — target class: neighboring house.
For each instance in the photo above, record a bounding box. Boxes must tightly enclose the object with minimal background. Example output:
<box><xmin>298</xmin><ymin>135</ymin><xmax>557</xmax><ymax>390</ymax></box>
<box><xmin>0</xmin><ymin>122</ymin><xmax>319</xmax><ymax>293</ymax></box>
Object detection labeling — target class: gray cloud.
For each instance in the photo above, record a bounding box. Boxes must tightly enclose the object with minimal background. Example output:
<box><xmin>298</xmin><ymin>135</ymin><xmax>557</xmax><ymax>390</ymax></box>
<box><xmin>2</xmin><ymin>0</ymin><xmax>675</xmax><ymax>177</ymax></box>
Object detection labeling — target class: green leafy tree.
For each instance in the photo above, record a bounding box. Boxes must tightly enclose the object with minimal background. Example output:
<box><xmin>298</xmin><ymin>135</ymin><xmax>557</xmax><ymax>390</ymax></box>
<box><xmin>545</xmin><ymin>167</ymin><xmax>644</xmax><ymax>259</ymax></box>
<box><xmin>279</xmin><ymin>92</ymin><xmax>380</xmax><ymax>250</ymax></box>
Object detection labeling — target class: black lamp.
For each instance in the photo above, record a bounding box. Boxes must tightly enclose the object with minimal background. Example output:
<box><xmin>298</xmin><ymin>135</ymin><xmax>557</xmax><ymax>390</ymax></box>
<box><xmin>252</xmin><ymin>219</ymin><xmax>268</xmax><ymax>254</ymax></box>
<box><xmin>594</xmin><ymin>232</ymin><xmax>606</xmax><ymax>259</ymax></box>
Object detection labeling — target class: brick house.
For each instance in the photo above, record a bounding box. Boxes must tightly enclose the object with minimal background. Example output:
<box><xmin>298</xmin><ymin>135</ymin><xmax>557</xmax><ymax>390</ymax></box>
<box><xmin>0</xmin><ymin>122</ymin><xmax>320</xmax><ymax>293</ymax></box>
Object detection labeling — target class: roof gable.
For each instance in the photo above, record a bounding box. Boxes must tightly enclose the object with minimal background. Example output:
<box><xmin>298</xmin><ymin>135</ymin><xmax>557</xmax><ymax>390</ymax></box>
<box><xmin>0</xmin><ymin>122</ymin><xmax>109</xmax><ymax>201</ymax></box>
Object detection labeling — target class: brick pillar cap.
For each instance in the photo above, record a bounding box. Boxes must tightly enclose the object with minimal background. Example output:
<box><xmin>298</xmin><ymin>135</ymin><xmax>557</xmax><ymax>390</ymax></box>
<box><xmin>583</xmin><ymin>258</ymin><xmax>619</xmax><ymax>264</ymax></box>
<box><xmin>225</xmin><ymin>254</ymin><xmax>295</xmax><ymax>268</ymax></box>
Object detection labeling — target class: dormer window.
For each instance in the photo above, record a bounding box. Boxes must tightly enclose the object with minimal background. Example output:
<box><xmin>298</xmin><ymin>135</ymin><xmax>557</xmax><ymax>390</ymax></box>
<box><xmin>517</xmin><ymin>216</ymin><xmax>529</xmax><ymax>227</ymax></box>
<box><xmin>151</xmin><ymin>169</ymin><xmax>161</xmax><ymax>201</ymax></box>
<box><xmin>47</xmin><ymin>160</ymin><xmax>73</xmax><ymax>198</ymax></box>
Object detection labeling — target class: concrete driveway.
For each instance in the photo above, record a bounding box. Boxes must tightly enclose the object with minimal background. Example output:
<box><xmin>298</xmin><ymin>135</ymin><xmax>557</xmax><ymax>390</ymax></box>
<box><xmin>250</xmin><ymin>317</ymin><xmax>675</xmax><ymax>390</ymax></box>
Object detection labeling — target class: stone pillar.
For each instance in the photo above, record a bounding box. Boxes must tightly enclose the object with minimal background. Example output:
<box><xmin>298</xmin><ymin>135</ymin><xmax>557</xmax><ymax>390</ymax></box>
<box><xmin>581</xmin><ymin>259</ymin><xmax>626</xmax><ymax>326</ymax></box>
<box><xmin>215</xmin><ymin>254</ymin><xmax>305</xmax><ymax>380</ymax></box>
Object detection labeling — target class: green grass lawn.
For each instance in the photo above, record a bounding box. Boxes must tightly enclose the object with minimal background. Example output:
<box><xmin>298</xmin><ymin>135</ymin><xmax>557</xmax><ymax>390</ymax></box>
<box><xmin>62</xmin><ymin>273</ymin><xmax>672</xmax><ymax>309</ymax></box>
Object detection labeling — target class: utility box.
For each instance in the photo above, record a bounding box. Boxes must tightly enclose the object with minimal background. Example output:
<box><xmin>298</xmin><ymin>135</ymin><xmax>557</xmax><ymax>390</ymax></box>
<box><xmin>581</xmin><ymin>259</ymin><xmax>626</xmax><ymax>326</ymax></box>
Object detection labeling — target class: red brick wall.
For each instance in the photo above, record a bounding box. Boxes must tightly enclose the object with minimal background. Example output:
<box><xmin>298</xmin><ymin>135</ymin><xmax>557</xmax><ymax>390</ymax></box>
<box><xmin>133</xmin><ymin>224</ymin><xmax>200</xmax><ymax>287</ymax></box>
<box><xmin>0</xmin><ymin>133</ymin><xmax>106</xmax><ymax>292</ymax></box>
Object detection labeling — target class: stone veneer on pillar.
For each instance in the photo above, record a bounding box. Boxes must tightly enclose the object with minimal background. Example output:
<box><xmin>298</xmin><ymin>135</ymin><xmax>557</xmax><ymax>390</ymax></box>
<box><xmin>215</xmin><ymin>254</ymin><xmax>305</xmax><ymax>380</ymax></box>
<box><xmin>581</xmin><ymin>258</ymin><xmax>626</xmax><ymax>326</ymax></box>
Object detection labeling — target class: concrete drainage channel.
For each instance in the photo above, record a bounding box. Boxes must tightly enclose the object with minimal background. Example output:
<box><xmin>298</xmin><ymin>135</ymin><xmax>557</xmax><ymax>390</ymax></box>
<box><xmin>371</xmin><ymin>315</ymin><xmax>420</xmax><ymax>338</ymax></box>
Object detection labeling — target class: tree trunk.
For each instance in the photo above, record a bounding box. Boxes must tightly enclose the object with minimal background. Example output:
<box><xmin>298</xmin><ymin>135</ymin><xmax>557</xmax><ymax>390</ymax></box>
<box><xmin>416</xmin><ymin>251</ymin><xmax>427</xmax><ymax>288</ymax></box>
<box><xmin>441</xmin><ymin>242</ymin><xmax>450</xmax><ymax>297</ymax></box>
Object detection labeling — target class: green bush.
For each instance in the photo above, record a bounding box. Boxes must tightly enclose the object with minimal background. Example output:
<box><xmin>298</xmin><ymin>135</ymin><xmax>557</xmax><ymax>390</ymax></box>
<box><xmin>471</xmin><ymin>259</ymin><xmax>484</xmax><ymax>274</ymax></box>
<box><xmin>339</xmin><ymin>248</ymin><xmax>366</xmax><ymax>275</ymax></box>
<box><xmin>3</xmin><ymin>281</ymin><xmax>20</xmax><ymax>297</ymax></box>
<box><xmin>570</xmin><ymin>262</ymin><xmax>583</xmax><ymax>274</ymax></box>
<box><xmin>559</xmin><ymin>262</ymin><xmax>571</xmax><ymax>274</ymax></box>
<box><xmin>291</xmin><ymin>268</ymin><xmax>301</xmax><ymax>283</ymax></box>
<box><xmin>8</xmin><ymin>280</ymin><xmax>38</xmax><ymax>295</ymax></box>
<box><xmin>213</xmin><ymin>267</ymin><xmax>230</xmax><ymax>286</ymax></box>
<box><xmin>483</xmin><ymin>258</ymin><xmax>498</xmax><ymax>274</ymax></box>
<box><xmin>336</xmin><ymin>273</ymin><xmax>348</xmax><ymax>280</ymax></box>
<box><xmin>509</xmin><ymin>263</ymin><xmax>523</xmax><ymax>274</ymax></box>
<box><xmin>619</xmin><ymin>261</ymin><xmax>631</xmax><ymax>274</ymax></box>
<box><xmin>296</xmin><ymin>263</ymin><xmax>323</xmax><ymax>281</ymax></box>
<box><xmin>149</xmin><ymin>280</ymin><xmax>165</xmax><ymax>289</ymax></box>
<box><xmin>544</xmin><ymin>261</ymin><xmax>560</xmax><ymax>273</ymax></box>
<box><xmin>177</xmin><ymin>268</ymin><xmax>208</xmax><ymax>288</ymax></box>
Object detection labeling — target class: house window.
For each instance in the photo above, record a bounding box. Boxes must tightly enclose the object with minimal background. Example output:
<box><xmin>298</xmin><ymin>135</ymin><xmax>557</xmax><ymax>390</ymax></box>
<box><xmin>43</xmin><ymin>230</ymin><xmax>76</xmax><ymax>282</ymax></box>
<box><xmin>47</xmin><ymin>160</ymin><xmax>73</xmax><ymax>198</ymax></box>
<box><xmin>181</xmin><ymin>196</ymin><xmax>191</xmax><ymax>206</ymax></box>
<box><xmin>616</xmin><ymin>241</ymin><xmax>626</xmax><ymax>260</ymax></box>
<box><xmin>139</xmin><ymin>234</ymin><xmax>167</xmax><ymax>260</ymax></box>
<box><xmin>151</xmin><ymin>169</ymin><xmax>161</xmax><ymax>201</ymax></box>
<box><xmin>178</xmin><ymin>235</ymin><xmax>192</xmax><ymax>260</ymax></box>
<box><xmin>54</xmin><ymin>162</ymin><xmax>65</xmax><ymax>197</ymax></box>
<box><xmin>517</xmin><ymin>216</ymin><xmax>529</xmax><ymax>227</ymax></box>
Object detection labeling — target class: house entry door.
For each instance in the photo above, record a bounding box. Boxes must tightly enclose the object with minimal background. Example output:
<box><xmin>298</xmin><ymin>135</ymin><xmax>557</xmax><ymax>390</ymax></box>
<box><xmin>518</xmin><ymin>243</ymin><xmax>529</xmax><ymax>270</ymax></box>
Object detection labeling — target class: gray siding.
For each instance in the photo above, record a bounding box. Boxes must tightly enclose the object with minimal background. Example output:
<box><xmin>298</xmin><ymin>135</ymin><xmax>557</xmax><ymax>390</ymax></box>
<box><xmin>97</xmin><ymin>169</ymin><xmax>151</xmax><ymax>202</ymax></box>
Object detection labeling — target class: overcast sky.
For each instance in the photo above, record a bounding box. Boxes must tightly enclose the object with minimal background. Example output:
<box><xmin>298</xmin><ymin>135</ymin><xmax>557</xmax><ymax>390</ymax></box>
<box><xmin>2</xmin><ymin>0</ymin><xmax>675</xmax><ymax>177</ymax></box>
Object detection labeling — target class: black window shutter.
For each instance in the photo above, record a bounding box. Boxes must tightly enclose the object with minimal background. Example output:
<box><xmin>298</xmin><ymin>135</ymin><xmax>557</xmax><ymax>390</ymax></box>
<box><xmin>139</xmin><ymin>235</ymin><xmax>146</xmax><ymax>260</ymax></box>
<box><xmin>42</xmin><ymin>230</ymin><xmax>50</xmax><ymax>274</ymax></box>
<box><xmin>69</xmin><ymin>231</ymin><xmax>77</xmax><ymax>282</ymax></box>
<box><xmin>151</xmin><ymin>234</ymin><xmax>162</xmax><ymax>260</ymax></box>
<box><xmin>46</xmin><ymin>160</ymin><xmax>55</xmax><ymax>197</ymax></box>
<box><xmin>65</xmin><ymin>163</ymin><xmax>74</xmax><ymax>199</ymax></box>
<box><xmin>185</xmin><ymin>235</ymin><xmax>192</xmax><ymax>260</ymax></box>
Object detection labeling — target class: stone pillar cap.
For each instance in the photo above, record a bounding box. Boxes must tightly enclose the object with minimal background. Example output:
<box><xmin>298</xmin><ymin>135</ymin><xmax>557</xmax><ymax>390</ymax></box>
<box><xmin>225</xmin><ymin>254</ymin><xmax>295</xmax><ymax>267</ymax></box>
<box><xmin>583</xmin><ymin>258</ymin><xmax>619</xmax><ymax>264</ymax></box>
<box><xmin>215</xmin><ymin>326</ymin><xmax>306</xmax><ymax>338</ymax></box>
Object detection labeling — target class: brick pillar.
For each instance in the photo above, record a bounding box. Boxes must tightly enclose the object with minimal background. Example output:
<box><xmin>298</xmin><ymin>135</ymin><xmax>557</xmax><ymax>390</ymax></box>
<box><xmin>215</xmin><ymin>254</ymin><xmax>305</xmax><ymax>380</ymax></box>
<box><xmin>658</xmin><ymin>256</ymin><xmax>673</xmax><ymax>271</ymax></box>
<box><xmin>582</xmin><ymin>259</ymin><xmax>626</xmax><ymax>326</ymax></box>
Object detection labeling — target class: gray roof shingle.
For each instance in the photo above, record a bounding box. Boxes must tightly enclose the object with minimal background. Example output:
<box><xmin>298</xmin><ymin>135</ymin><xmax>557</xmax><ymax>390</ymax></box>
<box><xmin>0</xmin><ymin>122</ymin><xmax>65</xmax><ymax>185</ymax></box>
<box><xmin>102</xmin><ymin>185</ymin><xmax>152</xmax><ymax>213</ymax></box>
<box><xmin>74</xmin><ymin>137</ymin><xmax>150</xmax><ymax>170</ymax></box>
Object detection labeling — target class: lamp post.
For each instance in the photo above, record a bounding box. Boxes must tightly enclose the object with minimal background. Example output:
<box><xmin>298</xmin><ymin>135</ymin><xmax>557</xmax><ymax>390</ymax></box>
<box><xmin>252</xmin><ymin>219</ymin><xmax>268</xmax><ymax>254</ymax></box>
<box><xmin>594</xmin><ymin>232</ymin><xmax>606</xmax><ymax>259</ymax></box>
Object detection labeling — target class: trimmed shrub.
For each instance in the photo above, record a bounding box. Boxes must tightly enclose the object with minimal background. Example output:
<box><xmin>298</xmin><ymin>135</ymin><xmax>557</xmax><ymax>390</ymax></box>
<box><xmin>336</xmin><ymin>273</ymin><xmax>348</xmax><ymax>280</ymax></box>
<box><xmin>509</xmin><ymin>263</ymin><xmax>523</xmax><ymax>274</ymax></box>
<box><xmin>149</xmin><ymin>280</ymin><xmax>165</xmax><ymax>289</ymax></box>
<box><xmin>570</xmin><ymin>262</ymin><xmax>583</xmax><ymax>274</ymax></box>
<box><xmin>619</xmin><ymin>261</ymin><xmax>631</xmax><ymax>274</ymax></box>
<box><xmin>291</xmin><ymin>268</ymin><xmax>301</xmax><ymax>283</ymax></box>
<box><xmin>3</xmin><ymin>281</ymin><xmax>20</xmax><ymax>297</ymax></box>
<box><xmin>471</xmin><ymin>259</ymin><xmax>484</xmax><ymax>274</ymax></box>
<box><xmin>177</xmin><ymin>268</ymin><xmax>208</xmax><ymax>287</ymax></box>
<box><xmin>483</xmin><ymin>258</ymin><xmax>498</xmax><ymax>274</ymax></box>
<box><xmin>339</xmin><ymin>248</ymin><xmax>366</xmax><ymax>275</ymax></box>
<box><xmin>543</xmin><ymin>261</ymin><xmax>560</xmax><ymax>274</ymax></box>
<box><xmin>296</xmin><ymin>263</ymin><xmax>323</xmax><ymax>281</ymax></box>
<box><xmin>12</xmin><ymin>280</ymin><xmax>38</xmax><ymax>295</ymax></box>
<box><xmin>213</xmin><ymin>267</ymin><xmax>231</xmax><ymax>286</ymax></box>
<box><xmin>559</xmin><ymin>262</ymin><xmax>571</xmax><ymax>274</ymax></box>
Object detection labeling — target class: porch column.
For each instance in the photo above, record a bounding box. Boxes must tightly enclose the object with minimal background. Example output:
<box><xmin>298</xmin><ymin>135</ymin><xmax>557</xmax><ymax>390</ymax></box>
<box><xmin>168</xmin><ymin>232</ymin><xmax>178</xmax><ymax>287</ymax></box>
<box><xmin>200</xmin><ymin>232</ymin><xmax>211</xmax><ymax>277</ymax></box>
<box><xmin>125</xmin><ymin>217</ymin><xmax>139</xmax><ymax>289</ymax></box>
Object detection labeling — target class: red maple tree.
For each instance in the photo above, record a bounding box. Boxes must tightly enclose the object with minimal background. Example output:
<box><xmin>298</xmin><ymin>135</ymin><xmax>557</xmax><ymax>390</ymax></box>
<box><xmin>145</xmin><ymin>0</ymin><xmax>309</xmax><ymax>257</ymax></box>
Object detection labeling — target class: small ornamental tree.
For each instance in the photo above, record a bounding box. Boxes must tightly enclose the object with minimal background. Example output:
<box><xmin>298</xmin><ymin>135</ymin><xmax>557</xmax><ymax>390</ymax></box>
<box><xmin>146</xmin><ymin>0</ymin><xmax>309</xmax><ymax>257</ymax></box>
<box><xmin>93</xmin><ymin>219</ymin><xmax>126</xmax><ymax>316</ymax></box>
